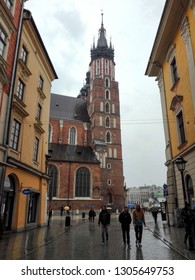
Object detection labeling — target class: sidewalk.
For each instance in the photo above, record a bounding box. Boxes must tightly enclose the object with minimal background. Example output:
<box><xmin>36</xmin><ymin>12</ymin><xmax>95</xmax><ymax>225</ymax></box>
<box><xmin>0</xmin><ymin>212</ymin><xmax>195</xmax><ymax>260</ymax></box>
<box><xmin>145</xmin><ymin>212</ymin><xmax>195</xmax><ymax>260</ymax></box>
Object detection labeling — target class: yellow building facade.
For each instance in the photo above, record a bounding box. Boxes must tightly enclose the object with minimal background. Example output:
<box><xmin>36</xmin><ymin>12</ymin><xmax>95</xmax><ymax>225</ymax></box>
<box><xmin>2</xmin><ymin>11</ymin><xmax>57</xmax><ymax>232</ymax></box>
<box><xmin>146</xmin><ymin>0</ymin><xmax>195</xmax><ymax>225</ymax></box>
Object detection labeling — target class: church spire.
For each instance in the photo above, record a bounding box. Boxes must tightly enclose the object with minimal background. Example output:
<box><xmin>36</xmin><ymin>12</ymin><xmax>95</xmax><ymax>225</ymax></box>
<box><xmin>90</xmin><ymin>12</ymin><xmax>114</xmax><ymax>62</ymax></box>
<box><xmin>97</xmin><ymin>12</ymin><xmax>108</xmax><ymax>48</ymax></box>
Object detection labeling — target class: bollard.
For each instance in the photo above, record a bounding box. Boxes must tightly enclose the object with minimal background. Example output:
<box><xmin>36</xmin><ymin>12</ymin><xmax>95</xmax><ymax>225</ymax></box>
<box><xmin>82</xmin><ymin>212</ymin><xmax>85</xmax><ymax>218</ymax></box>
<box><xmin>65</xmin><ymin>215</ymin><xmax>71</xmax><ymax>227</ymax></box>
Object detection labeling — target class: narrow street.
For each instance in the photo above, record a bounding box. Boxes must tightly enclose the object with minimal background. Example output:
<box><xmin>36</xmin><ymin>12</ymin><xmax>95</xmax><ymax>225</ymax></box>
<box><xmin>1</xmin><ymin>212</ymin><xmax>194</xmax><ymax>260</ymax></box>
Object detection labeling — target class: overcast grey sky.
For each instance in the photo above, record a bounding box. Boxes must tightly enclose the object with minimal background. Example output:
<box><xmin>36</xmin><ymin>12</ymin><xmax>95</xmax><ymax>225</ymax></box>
<box><xmin>25</xmin><ymin>0</ymin><xmax>166</xmax><ymax>187</ymax></box>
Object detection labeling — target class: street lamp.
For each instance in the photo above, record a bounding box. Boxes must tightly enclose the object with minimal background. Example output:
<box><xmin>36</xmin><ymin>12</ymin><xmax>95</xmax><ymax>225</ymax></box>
<box><xmin>175</xmin><ymin>156</ymin><xmax>187</xmax><ymax>202</ymax></box>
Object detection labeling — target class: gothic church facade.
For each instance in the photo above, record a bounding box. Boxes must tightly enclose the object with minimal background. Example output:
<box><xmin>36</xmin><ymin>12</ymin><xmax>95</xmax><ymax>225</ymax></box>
<box><xmin>48</xmin><ymin>16</ymin><xmax>125</xmax><ymax>212</ymax></box>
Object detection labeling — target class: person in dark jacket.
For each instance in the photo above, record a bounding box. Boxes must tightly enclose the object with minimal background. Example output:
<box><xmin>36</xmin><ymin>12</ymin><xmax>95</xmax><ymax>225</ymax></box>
<box><xmin>181</xmin><ymin>202</ymin><xmax>193</xmax><ymax>250</ymax></box>
<box><xmin>119</xmin><ymin>206</ymin><xmax>132</xmax><ymax>248</ymax></box>
<box><xmin>98</xmin><ymin>205</ymin><xmax>110</xmax><ymax>243</ymax></box>
<box><xmin>88</xmin><ymin>208</ymin><xmax>96</xmax><ymax>222</ymax></box>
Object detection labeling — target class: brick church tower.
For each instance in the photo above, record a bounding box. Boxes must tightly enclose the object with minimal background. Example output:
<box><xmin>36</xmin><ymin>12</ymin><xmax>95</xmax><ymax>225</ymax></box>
<box><xmin>48</xmin><ymin>14</ymin><xmax>125</xmax><ymax>212</ymax></box>
<box><xmin>86</xmin><ymin>14</ymin><xmax>125</xmax><ymax>210</ymax></box>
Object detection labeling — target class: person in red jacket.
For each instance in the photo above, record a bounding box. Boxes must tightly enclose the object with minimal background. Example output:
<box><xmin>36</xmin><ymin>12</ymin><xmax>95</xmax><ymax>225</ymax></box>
<box><xmin>133</xmin><ymin>204</ymin><xmax>146</xmax><ymax>247</ymax></box>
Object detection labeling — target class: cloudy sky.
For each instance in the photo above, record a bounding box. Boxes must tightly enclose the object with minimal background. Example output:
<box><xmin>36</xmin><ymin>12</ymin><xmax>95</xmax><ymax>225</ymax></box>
<box><xmin>25</xmin><ymin>0</ymin><xmax>166</xmax><ymax>188</ymax></box>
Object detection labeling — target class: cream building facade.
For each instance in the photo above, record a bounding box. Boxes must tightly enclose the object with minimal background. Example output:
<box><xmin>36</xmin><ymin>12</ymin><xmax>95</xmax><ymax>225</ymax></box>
<box><xmin>146</xmin><ymin>0</ymin><xmax>195</xmax><ymax>225</ymax></box>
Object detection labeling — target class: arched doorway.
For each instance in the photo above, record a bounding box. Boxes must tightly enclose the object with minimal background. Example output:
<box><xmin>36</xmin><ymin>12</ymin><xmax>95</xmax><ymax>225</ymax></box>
<box><xmin>2</xmin><ymin>175</ymin><xmax>15</xmax><ymax>230</ymax></box>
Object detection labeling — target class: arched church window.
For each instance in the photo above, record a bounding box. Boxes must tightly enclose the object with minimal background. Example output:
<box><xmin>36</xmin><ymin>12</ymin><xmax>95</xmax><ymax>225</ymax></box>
<box><xmin>105</xmin><ymin>90</ymin><xmax>110</xmax><ymax>100</ymax></box>
<box><xmin>69</xmin><ymin>127</ymin><xmax>76</xmax><ymax>145</ymax></box>
<box><xmin>105</xmin><ymin>102</ymin><xmax>110</xmax><ymax>113</ymax></box>
<box><xmin>106</xmin><ymin>117</ymin><xmax>110</xmax><ymax>128</ymax></box>
<box><xmin>96</xmin><ymin>60</ymin><xmax>100</xmax><ymax>75</ymax></box>
<box><xmin>105</xmin><ymin>78</ymin><xmax>110</xmax><ymax>87</ymax></box>
<box><xmin>106</xmin><ymin>131</ymin><xmax>111</xmax><ymax>143</ymax></box>
<box><xmin>75</xmin><ymin>167</ymin><xmax>90</xmax><ymax>197</ymax></box>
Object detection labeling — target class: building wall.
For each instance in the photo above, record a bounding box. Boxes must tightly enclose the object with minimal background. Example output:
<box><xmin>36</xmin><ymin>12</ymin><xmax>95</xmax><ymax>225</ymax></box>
<box><xmin>3</xmin><ymin>14</ymin><xmax>57</xmax><ymax>231</ymax></box>
<box><xmin>48</xmin><ymin>117</ymin><xmax>102</xmax><ymax>212</ymax></box>
<box><xmin>0</xmin><ymin>0</ymin><xmax>23</xmax><ymax>161</ymax></box>
<box><xmin>146</xmin><ymin>0</ymin><xmax>195</xmax><ymax>224</ymax></box>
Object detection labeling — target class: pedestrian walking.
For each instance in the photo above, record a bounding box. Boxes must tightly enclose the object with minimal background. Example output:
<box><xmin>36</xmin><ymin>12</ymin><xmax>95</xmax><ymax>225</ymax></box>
<box><xmin>151</xmin><ymin>208</ymin><xmax>158</xmax><ymax>223</ymax></box>
<box><xmin>119</xmin><ymin>206</ymin><xmax>132</xmax><ymax>248</ymax></box>
<box><xmin>48</xmin><ymin>208</ymin><xmax>53</xmax><ymax>227</ymax></box>
<box><xmin>133</xmin><ymin>204</ymin><xmax>146</xmax><ymax>248</ymax></box>
<box><xmin>89</xmin><ymin>208</ymin><xmax>96</xmax><ymax>222</ymax></box>
<box><xmin>60</xmin><ymin>205</ymin><xmax>64</xmax><ymax>216</ymax></box>
<box><xmin>98</xmin><ymin>205</ymin><xmax>110</xmax><ymax>244</ymax></box>
<box><xmin>181</xmin><ymin>202</ymin><xmax>194</xmax><ymax>250</ymax></box>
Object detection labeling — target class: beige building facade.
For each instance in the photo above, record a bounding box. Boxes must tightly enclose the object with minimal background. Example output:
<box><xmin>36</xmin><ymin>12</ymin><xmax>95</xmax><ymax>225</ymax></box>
<box><xmin>146</xmin><ymin>0</ymin><xmax>195</xmax><ymax>225</ymax></box>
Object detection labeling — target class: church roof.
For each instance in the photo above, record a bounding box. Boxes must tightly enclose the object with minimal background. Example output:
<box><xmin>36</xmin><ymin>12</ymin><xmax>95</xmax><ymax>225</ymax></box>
<box><xmin>48</xmin><ymin>143</ymin><xmax>100</xmax><ymax>164</ymax></box>
<box><xmin>50</xmin><ymin>93</ymin><xmax>90</xmax><ymax>123</ymax></box>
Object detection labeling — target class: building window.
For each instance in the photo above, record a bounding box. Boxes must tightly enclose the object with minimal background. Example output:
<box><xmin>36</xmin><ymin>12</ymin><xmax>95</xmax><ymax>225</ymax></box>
<box><xmin>105</xmin><ymin>78</ymin><xmax>110</xmax><ymax>88</ymax></box>
<box><xmin>170</xmin><ymin>56</ymin><xmax>179</xmax><ymax>85</ymax></box>
<box><xmin>27</xmin><ymin>192</ymin><xmax>39</xmax><ymax>223</ymax></box>
<box><xmin>4</xmin><ymin>0</ymin><xmax>13</xmax><ymax>11</ymax></box>
<box><xmin>36</xmin><ymin>103</ymin><xmax>42</xmax><ymax>121</ymax></box>
<box><xmin>10</xmin><ymin>119</ymin><xmax>20</xmax><ymax>150</ymax></box>
<box><xmin>0</xmin><ymin>26</ymin><xmax>7</xmax><ymax>56</ymax></box>
<box><xmin>75</xmin><ymin>167</ymin><xmax>90</xmax><ymax>197</ymax></box>
<box><xmin>38</xmin><ymin>75</ymin><xmax>44</xmax><ymax>90</ymax></box>
<box><xmin>48</xmin><ymin>164</ymin><xmax>58</xmax><ymax>199</ymax></box>
<box><xmin>48</xmin><ymin>124</ymin><xmax>52</xmax><ymax>143</ymax></box>
<box><xmin>16</xmin><ymin>79</ymin><xmax>25</xmax><ymax>100</ymax></box>
<box><xmin>105</xmin><ymin>90</ymin><xmax>110</xmax><ymax>100</ymax></box>
<box><xmin>21</xmin><ymin>45</ymin><xmax>28</xmax><ymax>64</ymax></box>
<box><xmin>107</xmin><ymin>163</ymin><xmax>112</xmax><ymax>169</ymax></box>
<box><xmin>105</xmin><ymin>117</ymin><xmax>110</xmax><ymax>128</ymax></box>
<box><xmin>33</xmin><ymin>137</ymin><xmax>39</xmax><ymax>161</ymax></box>
<box><xmin>185</xmin><ymin>175</ymin><xmax>194</xmax><ymax>206</ymax></box>
<box><xmin>107</xmin><ymin>179</ymin><xmax>111</xmax><ymax>186</ymax></box>
<box><xmin>105</xmin><ymin>102</ymin><xmax>110</xmax><ymax>113</ymax></box>
<box><xmin>105</xmin><ymin>59</ymin><xmax>109</xmax><ymax>75</ymax></box>
<box><xmin>106</xmin><ymin>131</ymin><xmax>111</xmax><ymax>143</ymax></box>
<box><xmin>176</xmin><ymin>110</ymin><xmax>186</xmax><ymax>145</ymax></box>
<box><xmin>96</xmin><ymin>59</ymin><xmax>100</xmax><ymax>75</ymax></box>
<box><xmin>69</xmin><ymin>127</ymin><xmax>76</xmax><ymax>145</ymax></box>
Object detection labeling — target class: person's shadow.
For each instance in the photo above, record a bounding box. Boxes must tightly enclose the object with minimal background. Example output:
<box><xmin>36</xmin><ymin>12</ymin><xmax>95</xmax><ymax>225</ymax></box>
<box><xmin>136</xmin><ymin>247</ymin><xmax>143</xmax><ymax>260</ymax></box>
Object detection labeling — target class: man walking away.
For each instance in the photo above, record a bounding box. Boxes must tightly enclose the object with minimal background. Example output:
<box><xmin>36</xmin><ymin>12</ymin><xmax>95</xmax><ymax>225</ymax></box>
<box><xmin>119</xmin><ymin>206</ymin><xmax>132</xmax><ymax>248</ymax></box>
<box><xmin>181</xmin><ymin>202</ymin><xmax>194</xmax><ymax>250</ymax></box>
<box><xmin>98</xmin><ymin>205</ymin><xmax>110</xmax><ymax>244</ymax></box>
<box><xmin>133</xmin><ymin>204</ymin><xmax>146</xmax><ymax>248</ymax></box>
<box><xmin>89</xmin><ymin>208</ymin><xmax>96</xmax><ymax>222</ymax></box>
